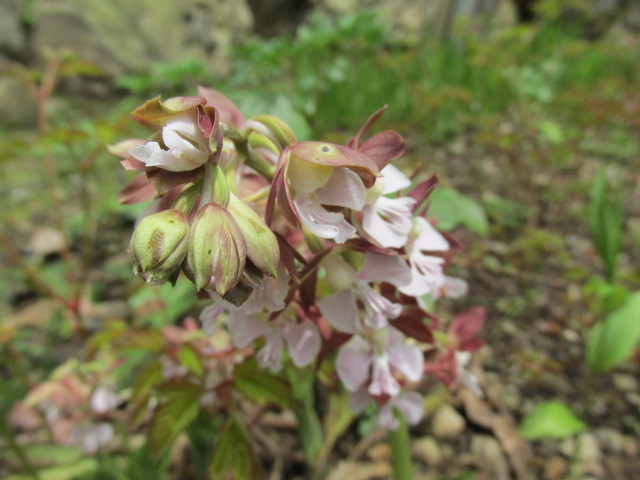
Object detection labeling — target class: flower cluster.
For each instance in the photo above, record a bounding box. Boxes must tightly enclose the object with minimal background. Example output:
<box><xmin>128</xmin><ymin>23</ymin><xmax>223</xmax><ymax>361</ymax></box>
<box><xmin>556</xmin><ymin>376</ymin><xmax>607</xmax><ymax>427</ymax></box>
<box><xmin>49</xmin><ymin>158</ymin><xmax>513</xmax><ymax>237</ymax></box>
<box><xmin>113</xmin><ymin>88</ymin><xmax>484</xmax><ymax>430</ymax></box>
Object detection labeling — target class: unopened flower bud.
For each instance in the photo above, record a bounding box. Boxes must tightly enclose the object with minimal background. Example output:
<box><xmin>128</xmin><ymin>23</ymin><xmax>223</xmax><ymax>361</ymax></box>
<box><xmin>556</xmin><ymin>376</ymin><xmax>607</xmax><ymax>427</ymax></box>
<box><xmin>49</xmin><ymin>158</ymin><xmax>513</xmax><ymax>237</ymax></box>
<box><xmin>185</xmin><ymin>203</ymin><xmax>247</xmax><ymax>295</ymax></box>
<box><xmin>227</xmin><ymin>194</ymin><xmax>280</xmax><ymax>278</ymax></box>
<box><xmin>130</xmin><ymin>209</ymin><xmax>189</xmax><ymax>285</ymax></box>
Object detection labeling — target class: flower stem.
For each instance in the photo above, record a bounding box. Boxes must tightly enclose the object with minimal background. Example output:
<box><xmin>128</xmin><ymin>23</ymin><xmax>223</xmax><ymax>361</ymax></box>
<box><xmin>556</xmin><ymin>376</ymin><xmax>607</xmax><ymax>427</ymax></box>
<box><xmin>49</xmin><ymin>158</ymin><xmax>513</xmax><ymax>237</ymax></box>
<box><xmin>388</xmin><ymin>410</ymin><xmax>414</xmax><ymax>480</ymax></box>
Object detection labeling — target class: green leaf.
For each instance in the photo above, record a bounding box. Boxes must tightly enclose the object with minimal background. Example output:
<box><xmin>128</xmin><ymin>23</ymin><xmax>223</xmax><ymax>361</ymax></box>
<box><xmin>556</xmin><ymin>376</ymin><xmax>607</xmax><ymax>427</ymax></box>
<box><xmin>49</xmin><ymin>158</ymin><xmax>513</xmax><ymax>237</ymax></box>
<box><xmin>234</xmin><ymin>358</ymin><xmax>297</xmax><ymax>408</ymax></box>
<box><xmin>428</xmin><ymin>187</ymin><xmax>489</xmax><ymax>236</ymax></box>
<box><xmin>587</xmin><ymin>291</ymin><xmax>640</xmax><ymax>372</ymax></box>
<box><xmin>178</xmin><ymin>345</ymin><xmax>204</xmax><ymax>377</ymax></box>
<box><xmin>148</xmin><ymin>382</ymin><xmax>201</xmax><ymax>458</ymax></box>
<box><xmin>209</xmin><ymin>417</ymin><xmax>262</xmax><ymax>480</ymax></box>
<box><xmin>588</xmin><ymin>169</ymin><xmax>623</xmax><ymax>282</ymax></box>
<box><xmin>519</xmin><ymin>401</ymin><xmax>586</xmax><ymax>439</ymax></box>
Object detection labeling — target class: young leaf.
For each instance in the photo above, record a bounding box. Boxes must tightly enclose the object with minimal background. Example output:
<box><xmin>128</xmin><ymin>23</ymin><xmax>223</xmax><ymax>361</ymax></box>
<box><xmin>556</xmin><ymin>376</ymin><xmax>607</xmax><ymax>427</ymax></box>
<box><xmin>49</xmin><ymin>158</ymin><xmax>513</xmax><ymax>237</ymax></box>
<box><xmin>209</xmin><ymin>416</ymin><xmax>262</xmax><ymax>479</ymax></box>
<box><xmin>148</xmin><ymin>382</ymin><xmax>201</xmax><ymax>458</ymax></box>
<box><xmin>234</xmin><ymin>358</ymin><xmax>297</xmax><ymax>408</ymax></box>
<box><xmin>519</xmin><ymin>401</ymin><xmax>586</xmax><ymax>439</ymax></box>
<box><xmin>586</xmin><ymin>291</ymin><xmax>640</xmax><ymax>372</ymax></box>
<box><xmin>588</xmin><ymin>169</ymin><xmax>623</xmax><ymax>283</ymax></box>
<box><xmin>428</xmin><ymin>187</ymin><xmax>489</xmax><ymax>236</ymax></box>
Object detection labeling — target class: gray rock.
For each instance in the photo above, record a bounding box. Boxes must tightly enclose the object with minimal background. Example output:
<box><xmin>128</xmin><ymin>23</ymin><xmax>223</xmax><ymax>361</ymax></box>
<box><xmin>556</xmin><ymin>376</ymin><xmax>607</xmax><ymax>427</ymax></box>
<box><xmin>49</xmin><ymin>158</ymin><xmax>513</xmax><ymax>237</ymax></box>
<box><xmin>543</xmin><ymin>455</ymin><xmax>569</xmax><ymax>480</ymax></box>
<box><xmin>576</xmin><ymin>433</ymin><xmax>604</xmax><ymax>477</ymax></box>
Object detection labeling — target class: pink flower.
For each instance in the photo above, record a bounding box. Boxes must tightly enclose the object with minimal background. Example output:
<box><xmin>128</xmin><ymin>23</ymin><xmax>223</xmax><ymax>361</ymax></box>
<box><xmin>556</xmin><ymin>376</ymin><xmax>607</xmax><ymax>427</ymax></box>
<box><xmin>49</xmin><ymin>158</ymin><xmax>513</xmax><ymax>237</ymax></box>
<box><xmin>319</xmin><ymin>252</ymin><xmax>411</xmax><ymax>333</ymax></box>
<box><xmin>349</xmin><ymin>388</ymin><xmax>425</xmax><ymax>430</ymax></box>
<box><xmin>361</xmin><ymin>164</ymin><xmax>416</xmax><ymax>248</ymax></box>
<box><xmin>228</xmin><ymin>311</ymin><xmax>321</xmax><ymax>371</ymax></box>
<box><xmin>129</xmin><ymin>111</ymin><xmax>209</xmax><ymax>172</ymax></box>
<box><xmin>335</xmin><ymin>327</ymin><xmax>423</xmax><ymax>398</ymax></box>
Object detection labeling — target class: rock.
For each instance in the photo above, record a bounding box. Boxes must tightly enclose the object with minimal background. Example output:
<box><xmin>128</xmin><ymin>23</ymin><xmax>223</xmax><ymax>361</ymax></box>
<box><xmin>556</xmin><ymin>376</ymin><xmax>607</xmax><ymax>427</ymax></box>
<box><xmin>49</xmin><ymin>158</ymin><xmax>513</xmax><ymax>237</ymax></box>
<box><xmin>543</xmin><ymin>455</ymin><xmax>569</xmax><ymax>480</ymax></box>
<box><xmin>413</xmin><ymin>436</ymin><xmax>443</xmax><ymax>466</ymax></box>
<box><xmin>366</xmin><ymin>442</ymin><xmax>390</xmax><ymax>461</ymax></box>
<box><xmin>613</xmin><ymin>373</ymin><xmax>639</xmax><ymax>392</ymax></box>
<box><xmin>28</xmin><ymin>227</ymin><xmax>67</xmax><ymax>258</ymax></box>
<box><xmin>326</xmin><ymin>461</ymin><xmax>392</xmax><ymax>480</ymax></box>
<box><xmin>470</xmin><ymin>435</ymin><xmax>510</xmax><ymax>480</ymax></box>
<box><xmin>595</xmin><ymin>427</ymin><xmax>626</xmax><ymax>454</ymax></box>
<box><xmin>576</xmin><ymin>433</ymin><xmax>604</xmax><ymax>477</ymax></box>
<box><xmin>431</xmin><ymin>404</ymin><xmax>466</xmax><ymax>439</ymax></box>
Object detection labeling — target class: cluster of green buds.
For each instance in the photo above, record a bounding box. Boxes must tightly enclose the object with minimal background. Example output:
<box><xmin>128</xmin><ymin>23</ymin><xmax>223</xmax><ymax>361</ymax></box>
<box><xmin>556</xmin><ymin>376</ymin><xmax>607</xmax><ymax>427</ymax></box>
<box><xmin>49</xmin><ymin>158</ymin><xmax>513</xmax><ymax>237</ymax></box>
<box><xmin>116</xmin><ymin>94</ymin><xmax>285</xmax><ymax>299</ymax></box>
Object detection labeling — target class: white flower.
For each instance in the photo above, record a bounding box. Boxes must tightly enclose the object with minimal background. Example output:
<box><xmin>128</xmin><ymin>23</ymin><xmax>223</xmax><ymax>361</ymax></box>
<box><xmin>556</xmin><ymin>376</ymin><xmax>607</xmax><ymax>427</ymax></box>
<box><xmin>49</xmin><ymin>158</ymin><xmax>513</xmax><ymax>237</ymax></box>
<box><xmin>129</xmin><ymin>112</ymin><xmax>209</xmax><ymax>172</ymax></box>
<box><xmin>288</xmin><ymin>160</ymin><xmax>366</xmax><ymax>244</ymax></box>
<box><xmin>399</xmin><ymin>217</ymin><xmax>450</xmax><ymax>298</ymax></box>
<box><xmin>361</xmin><ymin>164</ymin><xmax>416</xmax><ymax>248</ymax></box>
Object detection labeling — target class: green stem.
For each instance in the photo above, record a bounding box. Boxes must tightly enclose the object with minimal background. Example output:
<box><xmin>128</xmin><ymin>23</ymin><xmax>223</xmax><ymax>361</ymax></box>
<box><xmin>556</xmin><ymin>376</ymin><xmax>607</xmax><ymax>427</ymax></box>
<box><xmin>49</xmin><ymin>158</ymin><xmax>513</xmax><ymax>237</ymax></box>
<box><xmin>287</xmin><ymin>368</ymin><xmax>324</xmax><ymax>478</ymax></box>
<box><xmin>388</xmin><ymin>410</ymin><xmax>413</xmax><ymax>480</ymax></box>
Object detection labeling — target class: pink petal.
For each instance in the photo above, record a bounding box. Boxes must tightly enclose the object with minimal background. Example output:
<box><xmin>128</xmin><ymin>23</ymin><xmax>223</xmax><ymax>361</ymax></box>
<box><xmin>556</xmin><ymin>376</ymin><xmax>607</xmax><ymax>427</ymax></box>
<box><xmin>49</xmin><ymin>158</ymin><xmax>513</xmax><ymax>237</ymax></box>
<box><xmin>359</xmin><ymin>252</ymin><xmax>412</xmax><ymax>287</ymax></box>
<box><xmin>387</xmin><ymin>343</ymin><xmax>423</xmax><ymax>383</ymax></box>
<box><xmin>358</xmin><ymin>284</ymin><xmax>402</xmax><ymax>328</ymax></box>
<box><xmin>319</xmin><ymin>290</ymin><xmax>360</xmax><ymax>333</ymax></box>
<box><xmin>442</xmin><ymin>276</ymin><xmax>468</xmax><ymax>298</ymax></box>
<box><xmin>336</xmin><ymin>340</ymin><xmax>373</xmax><ymax>391</ymax></box>
<box><xmin>316</xmin><ymin>168</ymin><xmax>366</xmax><ymax>210</ymax></box>
<box><xmin>256</xmin><ymin>332</ymin><xmax>284</xmax><ymax>371</ymax></box>
<box><xmin>349</xmin><ymin>386</ymin><xmax>373</xmax><ymax>414</ymax></box>
<box><xmin>392</xmin><ymin>391</ymin><xmax>424</xmax><ymax>425</ymax></box>
<box><xmin>368</xmin><ymin>355</ymin><xmax>400</xmax><ymax>397</ymax></box>
<box><xmin>228</xmin><ymin>311</ymin><xmax>269</xmax><ymax>348</ymax></box>
<box><xmin>283</xmin><ymin>323</ymin><xmax>321</xmax><ymax>367</ymax></box>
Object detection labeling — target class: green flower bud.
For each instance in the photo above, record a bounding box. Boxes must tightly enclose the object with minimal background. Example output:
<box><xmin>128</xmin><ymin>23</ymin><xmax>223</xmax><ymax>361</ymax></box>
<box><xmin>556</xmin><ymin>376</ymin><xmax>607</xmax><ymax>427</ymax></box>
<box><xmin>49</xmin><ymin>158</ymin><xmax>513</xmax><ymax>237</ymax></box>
<box><xmin>130</xmin><ymin>210</ymin><xmax>190</xmax><ymax>285</ymax></box>
<box><xmin>185</xmin><ymin>203</ymin><xmax>247</xmax><ymax>295</ymax></box>
<box><xmin>227</xmin><ymin>194</ymin><xmax>280</xmax><ymax>278</ymax></box>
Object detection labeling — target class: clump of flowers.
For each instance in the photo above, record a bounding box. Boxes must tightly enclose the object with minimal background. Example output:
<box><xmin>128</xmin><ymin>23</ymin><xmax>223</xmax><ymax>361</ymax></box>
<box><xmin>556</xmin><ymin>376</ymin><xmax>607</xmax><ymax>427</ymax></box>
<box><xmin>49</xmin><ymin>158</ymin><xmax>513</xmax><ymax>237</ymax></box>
<box><xmin>111</xmin><ymin>88</ymin><xmax>484</xmax><ymax>470</ymax></box>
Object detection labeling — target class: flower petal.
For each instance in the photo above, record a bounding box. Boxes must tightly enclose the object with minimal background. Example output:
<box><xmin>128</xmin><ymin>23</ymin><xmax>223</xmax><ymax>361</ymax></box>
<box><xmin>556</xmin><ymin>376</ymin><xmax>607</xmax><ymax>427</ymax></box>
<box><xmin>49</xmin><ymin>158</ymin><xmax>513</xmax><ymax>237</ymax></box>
<box><xmin>368</xmin><ymin>355</ymin><xmax>400</xmax><ymax>397</ymax></box>
<box><xmin>294</xmin><ymin>196</ymin><xmax>355</xmax><ymax>243</ymax></box>
<box><xmin>388</xmin><ymin>343</ymin><xmax>423</xmax><ymax>383</ymax></box>
<box><xmin>228</xmin><ymin>311</ymin><xmax>269</xmax><ymax>348</ymax></box>
<box><xmin>284</xmin><ymin>322</ymin><xmax>321</xmax><ymax>367</ymax></box>
<box><xmin>319</xmin><ymin>290</ymin><xmax>360</xmax><ymax>334</ymax></box>
<box><xmin>359</xmin><ymin>252</ymin><xmax>412</xmax><ymax>287</ymax></box>
<box><xmin>315</xmin><ymin>168</ymin><xmax>366</xmax><ymax>210</ymax></box>
<box><xmin>336</xmin><ymin>343</ymin><xmax>373</xmax><ymax>391</ymax></box>
<box><xmin>380</xmin><ymin>164</ymin><xmax>411</xmax><ymax>194</ymax></box>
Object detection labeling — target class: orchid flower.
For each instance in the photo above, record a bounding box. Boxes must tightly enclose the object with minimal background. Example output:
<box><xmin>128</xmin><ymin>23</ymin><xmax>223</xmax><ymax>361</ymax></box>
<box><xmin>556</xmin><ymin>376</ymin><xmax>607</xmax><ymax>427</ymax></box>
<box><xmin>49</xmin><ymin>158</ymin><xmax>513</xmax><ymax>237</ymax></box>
<box><xmin>361</xmin><ymin>164</ymin><xmax>416</xmax><ymax>248</ymax></box>
<box><xmin>318</xmin><ymin>252</ymin><xmax>412</xmax><ymax>333</ymax></box>
<box><xmin>288</xmin><ymin>159</ymin><xmax>366</xmax><ymax>243</ymax></box>
<box><xmin>129</xmin><ymin>111</ymin><xmax>210</xmax><ymax>172</ymax></box>
<box><xmin>398</xmin><ymin>216</ymin><xmax>450</xmax><ymax>298</ymax></box>
<box><xmin>335</xmin><ymin>327</ymin><xmax>423</xmax><ymax>398</ymax></box>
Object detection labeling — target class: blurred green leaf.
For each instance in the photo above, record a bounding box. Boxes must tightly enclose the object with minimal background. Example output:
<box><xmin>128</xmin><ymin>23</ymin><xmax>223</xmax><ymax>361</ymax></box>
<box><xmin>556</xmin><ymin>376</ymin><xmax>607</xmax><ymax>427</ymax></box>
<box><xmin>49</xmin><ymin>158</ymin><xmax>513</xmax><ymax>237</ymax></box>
<box><xmin>429</xmin><ymin>187</ymin><xmax>489</xmax><ymax>236</ymax></box>
<box><xmin>519</xmin><ymin>401</ymin><xmax>586</xmax><ymax>439</ymax></box>
<box><xmin>234</xmin><ymin>357</ymin><xmax>297</xmax><ymax>408</ymax></box>
<box><xmin>148</xmin><ymin>381</ymin><xmax>201</xmax><ymax>458</ymax></box>
<box><xmin>587</xmin><ymin>292</ymin><xmax>640</xmax><ymax>372</ymax></box>
<box><xmin>209</xmin><ymin>416</ymin><xmax>262</xmax><ymax>480</ymax></box>
<box><xmin>588</xmin><ymin>169</ymin><xmax>623</xmax><ymax>283</ymax></box>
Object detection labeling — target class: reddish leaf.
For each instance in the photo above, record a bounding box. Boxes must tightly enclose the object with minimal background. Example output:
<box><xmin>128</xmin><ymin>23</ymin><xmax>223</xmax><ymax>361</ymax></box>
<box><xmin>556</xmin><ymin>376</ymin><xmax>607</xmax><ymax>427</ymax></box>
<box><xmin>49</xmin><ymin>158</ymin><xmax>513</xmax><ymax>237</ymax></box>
<box><xmin>358</xmin><ymin>130</ymin><xmax>406</xmax><ymax>170</ymax></box>
<box><xmin>448</xmin><ymin>307</ymin><xmax>485</xmax><ymax>345</ymax></box>
<box><xmin>197</xmin><ymin>86</ymin><xmax>246</xmax><ymax>128</ymax></box>
<box><xmin>118</xmin><ymin>173</ymin><xmax>157</xmax><ymax>204</ymax></box>
<box><xmin>391</xmin><ymin>309</ymin><xmax>435</xmax><ymax>343</ymax></box>
<box><xmin>408</xmin><ymin>175</ymin><xmax>439</xmax><ymax>212</ymax></box>
<box><xmin>348</xmin><ymin>105</ymin><xmax>389</xmax><ymax>149</ymax></box>
<box><xmin>147</xmin><ymin>168</ymin><xmax>201</xmax><ymax>195</ymax></box>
